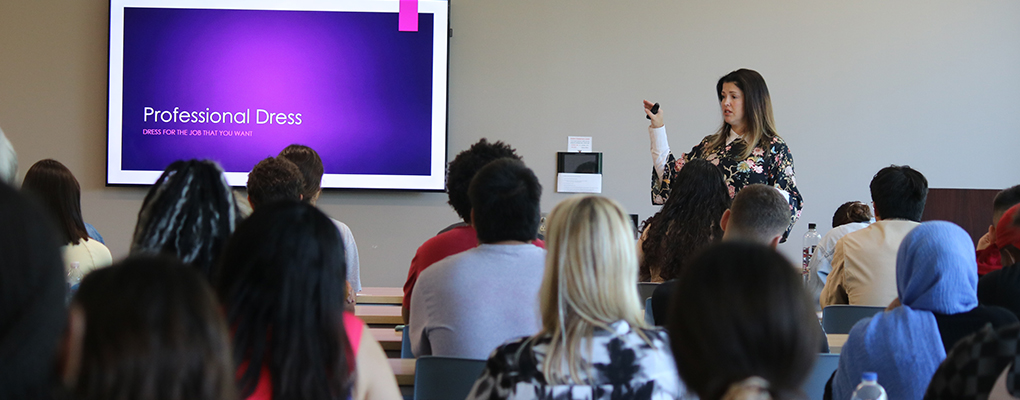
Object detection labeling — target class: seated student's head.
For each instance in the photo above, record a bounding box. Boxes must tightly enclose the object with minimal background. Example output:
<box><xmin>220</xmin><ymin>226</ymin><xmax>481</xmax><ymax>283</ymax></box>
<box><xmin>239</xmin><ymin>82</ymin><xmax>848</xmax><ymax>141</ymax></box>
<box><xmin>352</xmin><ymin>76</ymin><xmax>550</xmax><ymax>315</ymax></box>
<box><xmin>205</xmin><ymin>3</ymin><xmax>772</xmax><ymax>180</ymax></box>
<box><xmin>278</xmin><ymin>144</ymin><xmax>323</xmax><ymax>204</ymax></box>
<box><xmin>870</xmin><ymin>165</ymin><xmax>928</xmax><ymax>221</ymax></box>
<box><xmin>538</xmin><ymin>196</ymin><xmax>647</xmax><ymax>383</ymax></box>
<box><xmin>132</xmin><ymin>160</ymin><xmax>239</xmax><ymax>278</ymax></box>
<box><xmin>989</xmin><ymin>185</ymin><xmax>1020</xmax><ymax>242</ymax></box>
<box><xmin>668</xmin><ymin>242</ymin><xmax>819</xmax><ymax>400</ymax></box>
<box><xmin>0</xmin><ymin>127</ymin><xmax>16</xmax><ymax>186</ymax></box>
<box><xmin>720</xmin><ymin>184</ymin><xmax>790</xmax><ymax>247</ymax></box>
<box><xmin>468</xmin><ymin>158</ymin><xmax>541</xmax><ymax>244</ymax></box>
<box><xmin>996</xmin><ymin>204</ymin><xmax>1020</xmax><ymax>267</ymax></box>
<box><xmin>0</xmin><ymin>183</ymin><xmax>67</xmax><ymax>400</ymax></box>
<box><xmin>832</xmin><ymin>201</ymin><xmax>873</xmax><ymax>228</ymax></box>
<box><xmin>246</xmin><ymin>156</ymin><xmax>303</xmax><ymax>209</ymax></box>
<box><xmin>212</xmin><ymin>201</ymin><xmax>352</xmax><ymax>399</ymax></box>
<box><xmin>21</xmin><ymin>159</ymin><xmax>90</xmax><ymax>246</ymax></box>
<box><xmin>68</xmin><ymin>256</ymin><xmax>236</xmax><ymax>400</ymax></box>
<box><xmin>447</xmin><ymin>138</ymin><xmax>521</xmax><ymax>224</ymax></box>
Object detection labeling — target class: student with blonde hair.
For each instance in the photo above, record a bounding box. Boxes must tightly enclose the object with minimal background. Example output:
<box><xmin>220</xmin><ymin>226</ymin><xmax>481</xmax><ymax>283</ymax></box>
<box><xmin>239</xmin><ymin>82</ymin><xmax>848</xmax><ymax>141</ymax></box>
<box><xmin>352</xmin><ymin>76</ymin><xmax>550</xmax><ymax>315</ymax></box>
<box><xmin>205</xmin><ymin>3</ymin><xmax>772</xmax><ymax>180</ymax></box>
<box><xmin>467</xmin><ymin>195</ymin><xmax>688</xmax><ymax>400</ymax></box>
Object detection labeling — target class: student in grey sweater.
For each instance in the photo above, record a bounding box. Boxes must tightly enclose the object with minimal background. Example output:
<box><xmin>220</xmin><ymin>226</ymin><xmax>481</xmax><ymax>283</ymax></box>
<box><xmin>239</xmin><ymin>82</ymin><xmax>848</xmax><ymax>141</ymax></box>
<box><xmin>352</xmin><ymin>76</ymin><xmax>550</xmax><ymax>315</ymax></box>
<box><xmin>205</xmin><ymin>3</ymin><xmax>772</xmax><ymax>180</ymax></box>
<box><xmin>409</xmin><ymin>158</ymin><xmax>545</xmax><ymax>359</ymax></box>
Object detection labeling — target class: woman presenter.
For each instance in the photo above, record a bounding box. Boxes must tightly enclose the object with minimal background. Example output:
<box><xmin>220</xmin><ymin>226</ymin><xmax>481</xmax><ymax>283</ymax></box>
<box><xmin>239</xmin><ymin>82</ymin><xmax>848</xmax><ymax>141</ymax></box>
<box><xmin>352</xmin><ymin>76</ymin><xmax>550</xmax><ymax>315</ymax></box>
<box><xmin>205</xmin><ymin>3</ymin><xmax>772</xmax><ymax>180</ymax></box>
<box><xmin>645</xmin><ymin>68</ymin><xmax>803</xmax><ymax>241</ymax></box>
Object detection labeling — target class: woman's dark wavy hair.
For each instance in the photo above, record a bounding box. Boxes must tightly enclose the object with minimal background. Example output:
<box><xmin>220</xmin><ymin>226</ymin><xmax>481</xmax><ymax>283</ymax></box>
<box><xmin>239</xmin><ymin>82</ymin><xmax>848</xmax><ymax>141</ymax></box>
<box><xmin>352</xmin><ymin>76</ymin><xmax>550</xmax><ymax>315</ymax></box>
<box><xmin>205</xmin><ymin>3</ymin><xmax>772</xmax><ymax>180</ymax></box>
<box><xmin>131</xmin><ymin>159</ymin><xmax>239</xmax><ymax>278</ymax></box>
<box><xmin>832</xmin><ymin>201</ymin><xmax>872</xmax><ymax>228</ymax></box>
<box><xmin>72</xmin><ymin>255</ymin><xmax>237</xmax><ymax>400</ymax></box>
<box><xmin>668</xmin><ymin>242</ymin><xmax>819</xmax><ymax>400</ymax></box>
<box><xmin>212</xmin><ymin>201</ymin><xmax>351</xmax><ymax>400</ymax></box>
<box><xmin>21</xmin><ymin>159</ymin><xmax>89</xmax><ymax>245</ymax></box>
<box><xmin>640</xmin><ymin>159</ymin><xmax>730</xmax><ymax>281</ymax></box>
<box><xmin>0</xmin><ymin>183</ymin><xmax>66</xmax><ymax>400</ymax></box>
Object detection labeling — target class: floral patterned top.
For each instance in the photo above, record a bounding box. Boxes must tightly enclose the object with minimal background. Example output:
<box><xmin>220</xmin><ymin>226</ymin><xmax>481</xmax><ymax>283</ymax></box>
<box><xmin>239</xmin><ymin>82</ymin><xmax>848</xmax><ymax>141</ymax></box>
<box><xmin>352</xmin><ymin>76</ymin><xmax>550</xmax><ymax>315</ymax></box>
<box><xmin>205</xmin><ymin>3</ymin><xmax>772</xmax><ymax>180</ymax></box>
<box><xmin>651</xmin><ymin>133</ymin><xmax>803</xmax><ymax>242</ymax></box>
<box><xmin>465</xmin><ymin>320</ymin><xmax>690</xmax><ymax>400</ymax></box>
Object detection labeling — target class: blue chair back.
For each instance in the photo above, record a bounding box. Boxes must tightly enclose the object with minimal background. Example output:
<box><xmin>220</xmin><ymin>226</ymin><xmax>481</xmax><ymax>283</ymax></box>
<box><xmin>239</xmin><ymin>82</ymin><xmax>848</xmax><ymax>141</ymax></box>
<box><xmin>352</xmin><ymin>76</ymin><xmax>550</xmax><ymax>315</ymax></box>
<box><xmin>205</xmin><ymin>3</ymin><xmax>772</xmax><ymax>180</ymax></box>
<box><xmin>802</xmin><ymin>353</ymin><xmax>840</xmax><ymax>400</ymax></box>
<box><xmin>413</xmin><ymin>356</ymin><xmax>487</xmax><ymax>400</ymax></box>
<box><xmin>644</xmin><ymin>297</ymin><xmax>655</xmax><ymax>326</ymax></box>
<box><xmin>401</xmin><ymin>327</ymin><xmax>413</xmax><ymax>358</ymax></box>
<box><xmin>821</xmin><ymin>305</ymin><xmax>885</xmax><ymax>334</ymax></box>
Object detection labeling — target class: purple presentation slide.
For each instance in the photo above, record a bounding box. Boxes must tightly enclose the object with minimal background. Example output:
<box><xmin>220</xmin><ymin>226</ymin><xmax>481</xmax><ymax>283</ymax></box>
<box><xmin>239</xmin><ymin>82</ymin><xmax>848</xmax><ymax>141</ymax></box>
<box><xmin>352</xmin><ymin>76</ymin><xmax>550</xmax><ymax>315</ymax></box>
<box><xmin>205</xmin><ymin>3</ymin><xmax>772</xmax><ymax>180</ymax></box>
<box><xmin>120</xmin><ymin>7</ymin><xmax>435</xmax><ymax>176</ymax></box>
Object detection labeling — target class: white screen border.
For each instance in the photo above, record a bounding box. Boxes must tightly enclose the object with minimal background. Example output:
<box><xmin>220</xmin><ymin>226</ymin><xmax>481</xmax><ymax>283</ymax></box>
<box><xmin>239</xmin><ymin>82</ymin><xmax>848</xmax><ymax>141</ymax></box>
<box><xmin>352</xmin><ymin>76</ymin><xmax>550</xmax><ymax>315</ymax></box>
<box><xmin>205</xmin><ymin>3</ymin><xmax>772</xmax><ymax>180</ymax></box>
<box><xmin>107</xmin><ymin>0</ymin><xmax>449</xmax><ymax>190</ymax></box>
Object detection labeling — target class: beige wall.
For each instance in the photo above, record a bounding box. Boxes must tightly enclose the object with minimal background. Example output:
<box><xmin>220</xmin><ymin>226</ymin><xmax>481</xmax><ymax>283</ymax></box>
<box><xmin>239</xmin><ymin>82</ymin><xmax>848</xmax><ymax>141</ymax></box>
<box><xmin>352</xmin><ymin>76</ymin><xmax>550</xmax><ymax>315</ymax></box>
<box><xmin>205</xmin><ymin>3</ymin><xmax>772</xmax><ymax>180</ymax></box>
<box><xmin>2</xmin><ymin>0</ymin><xmax>1019</xmax><ymax>286</ymax></box>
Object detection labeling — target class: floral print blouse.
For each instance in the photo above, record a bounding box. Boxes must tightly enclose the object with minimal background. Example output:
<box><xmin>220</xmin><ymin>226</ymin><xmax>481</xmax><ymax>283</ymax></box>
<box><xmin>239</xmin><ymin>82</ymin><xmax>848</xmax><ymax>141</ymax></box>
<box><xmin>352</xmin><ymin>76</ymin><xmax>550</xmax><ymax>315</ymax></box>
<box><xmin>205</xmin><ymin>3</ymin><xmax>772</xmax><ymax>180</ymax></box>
<box><xmin>651</xmin><ymin>133</ymin><xmax>803</xmax><ymax>242</ymax></box>
<box><xmin>466</xmin><ymin>321</ymin><xmax>690</xmax><ymax>400</ymax></box>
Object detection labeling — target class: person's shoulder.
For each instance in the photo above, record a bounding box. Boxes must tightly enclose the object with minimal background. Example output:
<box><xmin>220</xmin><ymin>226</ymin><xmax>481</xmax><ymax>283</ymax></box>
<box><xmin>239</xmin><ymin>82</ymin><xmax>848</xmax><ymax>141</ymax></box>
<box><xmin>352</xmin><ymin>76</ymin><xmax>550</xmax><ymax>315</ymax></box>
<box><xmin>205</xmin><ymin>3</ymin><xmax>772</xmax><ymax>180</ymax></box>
<box><xmin>639</xmin><ymin>325</ymin><xmax>672</xmax><ymax>345</ymax></box>
<box><xmin>481</xmin><ymin>335</ymin><xmax>547</xmax><ymax>380</ymax></box>
<box><xmin>837</xmin><ymin>224</ymin><xmax>872</xmax><ymax>246</ymax></box>
<box><xmin>820</xmin><ymin>225</ymin><xmax>850</xmax><ymax>246</ymax></box>
<box><xmin>415</xmin><ymin>226</ymin><xmax>477</xmax><ymax>258</ymax></box>
<box><xmin>874</xmin><ymin>219</ymin><xmax>921</xmax><ymax>237</ymax></box>
<box><xmin>493</xmin><ymin>335</ymin><xmax>536</xmax><ymax>355</ymax></box>
<box><xmin>479</xmin><ymin>244</ymin><xmax>547</xmax><ymax>271</ymax></box>
<box><xmin>84</xmin><ymin>238</ymin><xmax>113</xmax><ymax>258</ymax></box>
<box><xmin>425</xmin><ymin>225</ymin><xmax>477</xmax><ymax>247</ymax></box>
<box><xmin>980</xmin><ymin>268</ymin><xmax>1007</xmax><ymax>287</ymax></box>
<box><xmin>833</xmin><ymin>222</ymin><xmax>870</xmax><ymax>236</ymax></box>
<box><xmin>992</xmin><ymin>265</ymin><xmax>1020</xmax><ymax>293</ymax></box>
<box><xmin>520</xmin><ymin>243</ymin><xmax>548</xmax><ymax>256</ymax></box>
<box><xmin>976</xmin><ymin>304</ymin><xmax>1019</xmax><ymax>326</ymax></box>
<box><xmin>845</xmin><ymin>220</ymin><xmax>912</xmax><ymax>242</ymax></box>
<box><xmin>329</xmin><ymin>217</ymin><xmax>354</xmax><ymax>235</ymax></box>
<box><xmin>761</xmin><ymin>134</ymin><xmax>790</xmax><ymax>153</ymax></box>
<box><xmin>427</xmin><ymin>244</ymin><xmax>499</xmax><ymax>278</ymax></box>
<box><xmin>517</xmin><ymin>244</ymin><xmax>548</xmax><ymax>267</ymax></box>
<box><xmin>415</xmin><ymin>250</ymin><xmax>470</xmax><ymax>290</ymax></box>
<box><xmin>823</xmin><ymin>222</ymin><xmax>870</xmax><ymax>245</ymax></box>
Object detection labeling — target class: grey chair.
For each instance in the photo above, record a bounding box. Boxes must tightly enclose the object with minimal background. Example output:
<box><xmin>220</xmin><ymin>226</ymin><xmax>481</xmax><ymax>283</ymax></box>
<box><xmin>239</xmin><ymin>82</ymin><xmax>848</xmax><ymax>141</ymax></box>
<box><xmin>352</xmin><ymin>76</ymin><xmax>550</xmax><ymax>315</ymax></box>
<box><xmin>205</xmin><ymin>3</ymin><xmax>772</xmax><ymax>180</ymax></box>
<box><xmin>637</xmin><ymin>282</ymin><xmax>659</xmax><ymax>302</ymax></box>
<box><xmin>821</xmin><ymin>305</ymin><xmax>885</xmax><ymax>334</ymax></box>
<box><xmin>802</xmin><ymin>353</ymin><xmax>840</xmax><ymax>400</ymax></box>
<box><xmin>414</xmin><ymin>356</ymin><xmax>487</xmax><ymax>400</ymax></box>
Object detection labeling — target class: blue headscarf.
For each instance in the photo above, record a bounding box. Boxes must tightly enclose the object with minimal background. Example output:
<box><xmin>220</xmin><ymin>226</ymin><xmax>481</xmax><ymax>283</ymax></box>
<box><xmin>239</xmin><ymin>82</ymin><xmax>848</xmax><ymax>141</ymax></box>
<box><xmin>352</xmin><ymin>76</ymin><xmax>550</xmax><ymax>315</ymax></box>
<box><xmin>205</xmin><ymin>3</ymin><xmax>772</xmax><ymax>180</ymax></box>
<box><xmin>832</xmin><ymin>221</ymin><xmax>978</xmax><ymax>400</ymax></box>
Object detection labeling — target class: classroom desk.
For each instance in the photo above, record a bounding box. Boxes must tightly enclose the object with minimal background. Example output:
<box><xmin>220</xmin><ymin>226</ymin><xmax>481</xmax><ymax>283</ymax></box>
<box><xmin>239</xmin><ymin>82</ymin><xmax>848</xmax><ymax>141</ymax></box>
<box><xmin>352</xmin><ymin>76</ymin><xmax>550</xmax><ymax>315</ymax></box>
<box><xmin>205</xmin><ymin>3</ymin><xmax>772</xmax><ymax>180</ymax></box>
<box><xmin>355</xmin><ymin>305</ymin><xmax>404</xmax><ymax>325</ymax></box>
<box><xmin>370</xmin><ymin>328</ymin><xmax>402</xmax><ymax>351</ymax></box>
<box><xmin>827</xmin><ymin>334</ymin><xmax>848</xmax><ymax>354</ymax></box>
<box><xmin>389</xmin><ymin>358</ymin><xmax>416</xmax><ymax>386</ymax></box>
<box><xmin>357</xmin><ymin>287</ymin><xmax>403</xmax><ymax>305</ymax></box>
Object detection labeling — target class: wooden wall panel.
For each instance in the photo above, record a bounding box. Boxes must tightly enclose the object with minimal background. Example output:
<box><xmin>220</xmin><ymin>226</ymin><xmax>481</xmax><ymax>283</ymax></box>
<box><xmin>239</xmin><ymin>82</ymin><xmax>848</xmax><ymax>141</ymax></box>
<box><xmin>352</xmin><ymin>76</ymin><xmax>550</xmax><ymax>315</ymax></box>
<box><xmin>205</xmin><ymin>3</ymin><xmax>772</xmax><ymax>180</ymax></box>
<box><xmin>921</xmin><ymin>189</ymin><xmax>1000</xmax><ymax>245</ymax></box>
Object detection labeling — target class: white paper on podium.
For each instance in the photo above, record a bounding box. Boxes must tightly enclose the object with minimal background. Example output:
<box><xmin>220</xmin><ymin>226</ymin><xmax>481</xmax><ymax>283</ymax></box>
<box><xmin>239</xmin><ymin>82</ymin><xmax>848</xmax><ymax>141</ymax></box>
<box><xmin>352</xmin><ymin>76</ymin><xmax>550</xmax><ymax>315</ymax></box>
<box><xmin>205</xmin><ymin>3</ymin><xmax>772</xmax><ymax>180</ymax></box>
<box><xmin>557</xmin><ymin>173</ymin><xmax>602</xmax><ymax>193</ymax></box>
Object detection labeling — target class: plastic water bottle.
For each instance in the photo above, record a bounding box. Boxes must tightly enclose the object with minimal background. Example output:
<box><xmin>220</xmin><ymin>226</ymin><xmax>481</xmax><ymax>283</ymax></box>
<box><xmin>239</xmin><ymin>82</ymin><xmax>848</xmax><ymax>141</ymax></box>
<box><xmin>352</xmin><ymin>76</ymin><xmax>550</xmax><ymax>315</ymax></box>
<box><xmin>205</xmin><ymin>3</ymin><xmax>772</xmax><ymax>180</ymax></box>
<box><xmin>802</xmin><ymin>223</ymin><xmax>821</xmax><ymax>284</ymax></box>
<box><xmin>850</xmin><ymin>372</ymin><xmax>888</xmax><ymax>400</ymax></box>
<box><xmin>67</xmin><ymin>261</ymin><xmax>84</xmax><ymax>298</ymax></box>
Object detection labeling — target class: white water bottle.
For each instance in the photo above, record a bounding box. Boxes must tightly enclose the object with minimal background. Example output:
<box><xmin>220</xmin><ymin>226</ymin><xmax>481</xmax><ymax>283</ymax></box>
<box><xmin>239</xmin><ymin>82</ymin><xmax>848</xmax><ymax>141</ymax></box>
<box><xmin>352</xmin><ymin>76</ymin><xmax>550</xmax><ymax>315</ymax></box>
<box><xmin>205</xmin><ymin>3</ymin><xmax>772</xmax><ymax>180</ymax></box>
<box><xmin>850</xmin><ymin>372</ymin><xmax>888</xmax><ymax>400</ymax></box>
<box><xmin>802</xmin><ymin>223</ymin><xmax>820</xmax><ymax>283</ymax></box>
<box><xmin>67</xmin><ymin>261</ymin><xmax>84</xmax><ymax>297</ymax></box>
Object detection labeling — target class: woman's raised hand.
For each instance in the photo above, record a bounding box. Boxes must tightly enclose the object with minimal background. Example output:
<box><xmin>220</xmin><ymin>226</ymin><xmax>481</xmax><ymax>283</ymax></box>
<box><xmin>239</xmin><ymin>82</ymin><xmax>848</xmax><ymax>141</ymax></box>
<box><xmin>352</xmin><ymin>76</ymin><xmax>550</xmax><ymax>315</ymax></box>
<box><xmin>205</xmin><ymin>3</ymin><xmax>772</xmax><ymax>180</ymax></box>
<box><xmin>643</xmin><ymin>100</ymin><xmax>664</xmax><ymax>129</ymax></box>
